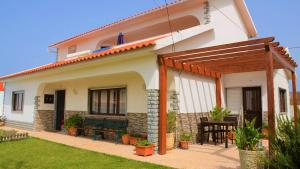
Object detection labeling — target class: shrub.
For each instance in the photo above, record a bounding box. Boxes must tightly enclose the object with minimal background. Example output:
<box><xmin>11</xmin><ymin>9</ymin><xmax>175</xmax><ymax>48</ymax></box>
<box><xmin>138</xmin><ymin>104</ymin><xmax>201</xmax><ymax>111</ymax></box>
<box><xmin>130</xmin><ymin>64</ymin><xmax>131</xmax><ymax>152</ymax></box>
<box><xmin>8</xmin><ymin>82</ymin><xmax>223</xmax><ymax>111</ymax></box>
<box><xmin>0</xmin><ymin>115</ymin><xmax>6</xmax><ymax>122</ymax></box>
<box><xmin>209</xmin><ymin>106</ymin><xmax>231</xmax><ymax>121</ymax></box>
<box><xmin>235</xmin><ymin>118</ymin><xmax>262</xmax><ymax>151</ymax></box>
<box><xmin>264</xmin><ymin>113</ymin><xmax>300</xmax><ymax>169</ymax></box>
<box><xmin>167</xmin><ymin>111</ymin><xmax>176</xmax><ymax>133</ymax></box>
<box><xmin>136</xmin><ymin>140</ymin><xmax>152</xmax><ymax>147</ymax></box>
<box><xmin>130</xmin><ymin>133</ymin><xmax>142</xmax><ymax>138</ymax></box>
<box><xmin>64</xmin><ymin>114</ymin><xmax>83</xmax><ymax>129</ymax></box>
<box><xmin>180</xmin><ymin>132</ymin><xmax>191</xmax><ymax>141</ymax></box>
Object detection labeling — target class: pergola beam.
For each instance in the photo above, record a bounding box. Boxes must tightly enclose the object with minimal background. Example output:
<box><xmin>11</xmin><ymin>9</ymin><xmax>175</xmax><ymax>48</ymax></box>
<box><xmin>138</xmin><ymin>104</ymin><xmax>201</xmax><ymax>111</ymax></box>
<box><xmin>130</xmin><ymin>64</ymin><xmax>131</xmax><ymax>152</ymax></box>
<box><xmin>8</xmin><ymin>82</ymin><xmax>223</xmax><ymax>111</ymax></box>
<box><xmin>292</xmin><ymin>72</ymin><xmax>298</xmax><ymax>127</ymax></box>
<box><xmin>265</xmin><ymin>48</ymin><xmax>275</xmax><ymax>153</ymax></box>
<box><xmin>270</xmin><ymin>46</ymin><xmax>295</xmax><ymax>71</ymax></box>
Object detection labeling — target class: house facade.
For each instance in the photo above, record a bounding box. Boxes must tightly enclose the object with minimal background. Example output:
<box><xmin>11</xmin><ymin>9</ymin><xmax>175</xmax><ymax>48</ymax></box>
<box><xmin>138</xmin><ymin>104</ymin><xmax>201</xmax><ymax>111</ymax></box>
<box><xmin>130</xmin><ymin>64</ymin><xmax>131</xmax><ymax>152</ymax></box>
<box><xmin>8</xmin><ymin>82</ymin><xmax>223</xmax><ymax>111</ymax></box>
<box><xmin>0</xmin><ymin>0</ymin><xmax>297</xmax><ymax>154</ymax></box>
<box><xmin>0</xmin><ymin>82</ymin><xmax>4</xmax><ymax>115</ymax></box>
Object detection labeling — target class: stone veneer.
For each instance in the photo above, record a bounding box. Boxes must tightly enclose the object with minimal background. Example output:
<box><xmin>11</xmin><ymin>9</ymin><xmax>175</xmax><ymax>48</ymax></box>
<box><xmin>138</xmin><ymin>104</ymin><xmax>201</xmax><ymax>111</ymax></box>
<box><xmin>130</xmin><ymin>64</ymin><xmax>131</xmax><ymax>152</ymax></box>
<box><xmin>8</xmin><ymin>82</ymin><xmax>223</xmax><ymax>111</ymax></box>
<box><xmin>176</xmin><ymin>112</ymin><xmax>209</xmax><ymax>143</ymax></box>
<box><xmin>34</xmin><ymin>110</ymin><xmax>55</xmax><ymax>131</ymax></box>
<box><xmin>127</xmin><ymin>113</ymin><xmax>147</xmax><ymax>134</ymax></box>
<box><xmin>147</xmin><ymin>89</ymin><xmax>159</xmax><ymax>151</ymax></box>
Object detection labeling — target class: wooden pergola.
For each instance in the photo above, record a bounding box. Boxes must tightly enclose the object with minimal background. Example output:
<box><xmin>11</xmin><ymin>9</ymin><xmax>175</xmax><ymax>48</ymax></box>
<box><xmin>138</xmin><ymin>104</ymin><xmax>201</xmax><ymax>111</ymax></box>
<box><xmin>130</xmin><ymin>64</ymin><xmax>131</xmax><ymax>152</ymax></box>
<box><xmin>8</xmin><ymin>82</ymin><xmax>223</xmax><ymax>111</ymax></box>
<box><xmin>157</xmin><ymin>37</ymin><xmax>298</xmax><ymax>155</ymax></box>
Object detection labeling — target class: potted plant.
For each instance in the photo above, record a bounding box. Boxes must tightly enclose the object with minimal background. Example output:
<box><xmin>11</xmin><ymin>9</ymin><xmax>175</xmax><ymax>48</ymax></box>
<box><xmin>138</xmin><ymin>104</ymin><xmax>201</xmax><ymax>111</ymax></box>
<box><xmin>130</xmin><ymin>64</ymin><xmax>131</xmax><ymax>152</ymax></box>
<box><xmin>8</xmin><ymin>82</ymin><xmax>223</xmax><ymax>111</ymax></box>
<box><xmin>261</xmin><ymin>122</ymin><xmax>268</xmax><ymax>139</ymax></box>
<box><xmin>179</xmin><ymin>132</ymin><xmax>191</xmax><ymax>149</ymax></box>
<box><xmin>129</xmin><ymin>133</ymin><xmax>142</xmax><ymax>145</ymax></box>
<box><xmin>64</xmin><ymin>114</ymin><xmax>83</xmax><ymax>136</ymax></box>
<box><xmin>0</xmin><ymin>115</ymin><xmax>6</xmax><ymax>126</ymax></box>
<box><xmin>209</xmin><ymin>106</ymin><xmax>231</xmax><ymax>121</ymax></box>
<box><xmin>121</xmin><ymin>130</ymin><xmax>130</xmax><ymax>145</ymax></box>
<box><xmin>236</xmin><ymin>118</ymin><xmax>264</xmax><ymax>169</ymax></box>
<box><xmin>167</xmin><ymin>111</ymin><xmax>176</xmax><ymax>150</ymax></box>
<box><xmin>135</xmin><ymin>140</ymin><xmax>154</xmax><ymax>156</ymax></box>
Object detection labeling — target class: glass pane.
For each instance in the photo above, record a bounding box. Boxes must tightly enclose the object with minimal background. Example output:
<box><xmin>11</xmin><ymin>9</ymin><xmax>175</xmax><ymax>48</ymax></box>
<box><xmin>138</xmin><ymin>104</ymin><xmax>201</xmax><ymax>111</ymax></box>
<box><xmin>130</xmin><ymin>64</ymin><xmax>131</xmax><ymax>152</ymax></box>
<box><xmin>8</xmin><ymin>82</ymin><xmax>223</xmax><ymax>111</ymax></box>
<box><xmin>100</xmin><ymin>90</ymin><xmax>108</xmax><ymax>114</ymax></box>
<box><xmin>92</xmin><ymin>91</ymin><xmax>99</xmax><ymax>114</ymax></box>
<box><xmin>109</xmin><ymin>89</ymin><xmax>117</xmax><ymax>114</ymax></box>
<box><xmin>119</xmin><ymin>89</ymin><xmax>126</xmax><ymax>114</ymax></box>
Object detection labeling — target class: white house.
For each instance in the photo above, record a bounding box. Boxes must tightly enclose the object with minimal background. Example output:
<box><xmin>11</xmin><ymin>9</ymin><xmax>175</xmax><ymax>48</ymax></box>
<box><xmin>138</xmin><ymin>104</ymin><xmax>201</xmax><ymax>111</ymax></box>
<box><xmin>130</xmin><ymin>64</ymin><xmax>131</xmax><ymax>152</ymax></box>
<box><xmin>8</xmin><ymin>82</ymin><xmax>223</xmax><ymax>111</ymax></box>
<box><xmin>0</xmin><ymin>82</ymin><xmax>4</xmax><ymax>115</ymax></box>
<box><xmin>0</xmin><ymin>0</ymin><xmax>297</xmax><ymax>154</ymax></box>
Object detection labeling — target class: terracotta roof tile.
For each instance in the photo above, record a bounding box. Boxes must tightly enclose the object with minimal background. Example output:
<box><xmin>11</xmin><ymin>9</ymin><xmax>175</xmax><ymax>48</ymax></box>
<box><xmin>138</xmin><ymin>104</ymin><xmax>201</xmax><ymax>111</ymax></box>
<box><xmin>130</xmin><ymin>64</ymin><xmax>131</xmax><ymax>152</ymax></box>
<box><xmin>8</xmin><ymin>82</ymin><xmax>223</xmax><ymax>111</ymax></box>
<box><xmin>0</xmin><ymin>35</ymin><xmax>166</xmax><ymax>80</ymax></box>
<box><xmin>49</xmin><ymin>0</ymin><xmax>184</xmax><ymax>47</ymax></box>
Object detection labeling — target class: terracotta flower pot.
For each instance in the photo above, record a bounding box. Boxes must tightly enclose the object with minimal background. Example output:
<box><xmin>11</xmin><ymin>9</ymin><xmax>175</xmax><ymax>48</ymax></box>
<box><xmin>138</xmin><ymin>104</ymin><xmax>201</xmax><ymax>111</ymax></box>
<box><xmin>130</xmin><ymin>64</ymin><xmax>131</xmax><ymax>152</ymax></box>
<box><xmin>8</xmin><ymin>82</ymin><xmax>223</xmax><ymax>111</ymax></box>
<box><xmin>0</xmin><ymin>121</ymin><xmax>5</xmax><ymax>127</ymax></box>
<box><xmin>130</xmin><ymin>137</ymin><xmax>140</xmax><ymax>145</ymax></box>
<box><xmin>179</xmin><ymin>141</ymin><xmax>189</xmax><ymax>149</ymax></box>
<box><xmin>135</xmin><ymin>144</ymin><xmax>154</xmax><ymax>156</ymax></box>
<box><xmin>166</xmin><ymin>132</ymin><xmax>175</xmax><ymax>150</ymax></box>
<box><xmin>68</xmin><ymin>127</ymin><xmax>77</xmax><ymax>136</ymax></box>
<box><xmin>122</xmin><ymin>134</ymin><xmax>130</xmax><ymax>145</ymax></box>
<box><xmin>261</xmin><ymin>128</ymin><xmax>268</xmax><ymax>139</ymax></box>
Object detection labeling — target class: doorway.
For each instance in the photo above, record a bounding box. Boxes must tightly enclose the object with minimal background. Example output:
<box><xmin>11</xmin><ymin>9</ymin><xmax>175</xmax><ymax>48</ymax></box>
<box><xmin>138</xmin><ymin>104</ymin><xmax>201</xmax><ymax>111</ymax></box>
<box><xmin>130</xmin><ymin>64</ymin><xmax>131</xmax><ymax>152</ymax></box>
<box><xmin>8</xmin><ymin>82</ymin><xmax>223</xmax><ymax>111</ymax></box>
<box><xmin>242</xmin><ymin>87</ymin><xmax>262</xmax><ymax>128</ymax></box>
<box><xmin>55</xmin><ymin>90</ymin><xmax>65</xmax><ymax>130</ymax></box>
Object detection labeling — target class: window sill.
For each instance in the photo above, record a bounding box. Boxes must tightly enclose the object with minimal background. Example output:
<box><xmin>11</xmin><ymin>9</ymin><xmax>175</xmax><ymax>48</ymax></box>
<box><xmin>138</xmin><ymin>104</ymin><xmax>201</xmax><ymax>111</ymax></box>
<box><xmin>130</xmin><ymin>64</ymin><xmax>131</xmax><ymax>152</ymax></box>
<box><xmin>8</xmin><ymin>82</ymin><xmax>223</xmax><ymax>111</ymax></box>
<box><xmin>12</xmin><ymin>110</ymin><xmax>23</xmax><ymax>113</ymax></box>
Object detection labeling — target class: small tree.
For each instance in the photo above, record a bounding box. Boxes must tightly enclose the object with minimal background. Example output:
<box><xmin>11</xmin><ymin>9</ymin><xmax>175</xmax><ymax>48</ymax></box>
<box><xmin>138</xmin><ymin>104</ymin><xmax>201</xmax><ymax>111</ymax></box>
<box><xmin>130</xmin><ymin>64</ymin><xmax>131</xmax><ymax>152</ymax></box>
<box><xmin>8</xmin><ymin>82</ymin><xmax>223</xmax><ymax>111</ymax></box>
<box><xmin>167</xmin><ymin>111</ymin><xmax>176</xmax><ymax>133</ymax></box>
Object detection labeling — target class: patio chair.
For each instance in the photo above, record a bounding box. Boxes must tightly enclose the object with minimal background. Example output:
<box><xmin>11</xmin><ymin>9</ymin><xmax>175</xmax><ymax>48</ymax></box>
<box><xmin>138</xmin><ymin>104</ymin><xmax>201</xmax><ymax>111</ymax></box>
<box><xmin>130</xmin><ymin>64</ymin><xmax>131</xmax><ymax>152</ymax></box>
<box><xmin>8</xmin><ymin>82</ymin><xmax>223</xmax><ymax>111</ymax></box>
<box><xmin>199</xmin><ymin>117</ymin><xmax>211</xmax><ymax>143</ymax></box>
<box><xmin>223</xmin><ymin>115</ymin><xmax>238</xmax><ymax>144</ymax></box>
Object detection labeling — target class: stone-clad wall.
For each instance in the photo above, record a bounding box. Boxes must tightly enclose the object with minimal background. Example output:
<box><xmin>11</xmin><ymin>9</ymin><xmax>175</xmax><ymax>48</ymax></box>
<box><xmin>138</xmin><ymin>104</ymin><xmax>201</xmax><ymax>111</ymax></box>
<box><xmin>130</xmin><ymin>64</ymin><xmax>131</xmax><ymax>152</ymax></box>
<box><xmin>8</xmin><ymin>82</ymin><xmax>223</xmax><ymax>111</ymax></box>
<box><xmin>176</xmin><ymin>112</ymin><xmax>209</xmax><ymax>143</ymax></box>
<box><xmin>34</xmin><ymin>110</ymin><xmax>55</xmax><ymax>131</ymax></box>
<box><xmin>127</xmin><ymin>113</ymin><xmax>147</xmax><ymax>134</ymax></box>
<box><xmin>147</xmin><ymin>89</ymin><xmax>159</xmax><ymax>150</ymax></box>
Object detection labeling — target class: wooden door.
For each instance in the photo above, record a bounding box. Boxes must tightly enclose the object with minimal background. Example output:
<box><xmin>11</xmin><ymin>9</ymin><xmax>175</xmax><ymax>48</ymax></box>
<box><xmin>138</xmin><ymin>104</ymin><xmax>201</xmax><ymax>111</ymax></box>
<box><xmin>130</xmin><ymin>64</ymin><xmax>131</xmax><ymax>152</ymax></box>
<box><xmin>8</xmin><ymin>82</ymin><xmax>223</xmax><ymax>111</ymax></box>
<box><xmin>55</xmin><ymin>90</ymin><xmax>65</xmax><ymax>130</ymax></box>
<box><xmin>242</xmin><ymin>87</ymin><xmax>262</xmax><ymax>128</ymax></box>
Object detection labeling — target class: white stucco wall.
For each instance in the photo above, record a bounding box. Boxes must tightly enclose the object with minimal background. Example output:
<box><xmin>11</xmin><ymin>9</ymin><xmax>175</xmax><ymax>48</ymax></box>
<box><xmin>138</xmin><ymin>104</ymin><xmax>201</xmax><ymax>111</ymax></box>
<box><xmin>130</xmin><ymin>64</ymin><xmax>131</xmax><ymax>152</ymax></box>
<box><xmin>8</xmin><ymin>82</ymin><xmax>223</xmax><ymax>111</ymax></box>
<box><xmin>39</xmin><ymin>72</ymin><xmax>147</xmax><ymax>113</ymax></box>
<box><xmin>3</xmin><ymin>49</ymin><xmax>157</xmax><ymax>123</ymax></box>
<box><xmin>0</xmin><ymin>91</ymin><xmax>3</xmax><ymax>115</ymax></box>
<box><xmin>3</xmin><ymin>80</ymin><xmax>40</xmax><ymax>123</ymax></box>
<box><xmin>171</xmin><ymin>71</ymin><xmax>217</xmax><ymax>113</ymax></box>
<box><xmin>223</xmin><ymin>69</ymin><xmax>291</xmax><ymax>117</ymax></box>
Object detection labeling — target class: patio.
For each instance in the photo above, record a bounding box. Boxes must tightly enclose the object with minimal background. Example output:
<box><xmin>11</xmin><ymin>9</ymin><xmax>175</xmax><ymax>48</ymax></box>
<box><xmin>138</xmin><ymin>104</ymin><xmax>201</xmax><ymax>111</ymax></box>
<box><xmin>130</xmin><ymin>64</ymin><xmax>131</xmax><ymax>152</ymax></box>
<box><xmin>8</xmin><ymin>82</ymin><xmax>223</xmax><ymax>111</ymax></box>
<box><xmin>1</xmin><ymin>126</ymin><xmax>240</xmax><ymax>169</ymax></box>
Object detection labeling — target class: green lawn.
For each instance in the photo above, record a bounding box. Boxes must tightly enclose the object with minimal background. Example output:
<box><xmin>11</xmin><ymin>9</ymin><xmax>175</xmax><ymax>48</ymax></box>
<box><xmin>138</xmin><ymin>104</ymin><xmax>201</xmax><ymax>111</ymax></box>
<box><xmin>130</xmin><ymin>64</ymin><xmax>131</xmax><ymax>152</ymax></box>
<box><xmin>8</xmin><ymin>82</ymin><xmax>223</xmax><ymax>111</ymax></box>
<box><xmin>0</xmin><ymin>137</ymin><xmax>172</xmax><ymax>169</ymax></box>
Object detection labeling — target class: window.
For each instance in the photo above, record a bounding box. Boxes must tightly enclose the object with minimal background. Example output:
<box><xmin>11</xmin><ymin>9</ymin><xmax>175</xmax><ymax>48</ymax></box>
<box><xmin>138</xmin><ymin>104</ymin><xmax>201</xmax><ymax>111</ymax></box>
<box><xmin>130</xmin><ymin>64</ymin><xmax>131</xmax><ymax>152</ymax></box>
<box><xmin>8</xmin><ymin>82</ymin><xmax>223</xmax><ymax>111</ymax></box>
<box><xmin>12</xmin><ymin>91</ymin><xmax>24</xmax><ymax>111</ymax></box>
<box><xmin>68</xmin><ymin>45</ymin><xmax>77</xmax><ymax>54</ymax></box>
<box><xmin>89</xmin><ymin>88</ymin><xmax>126</xmax><ymax>115</ymax></box>
<box><xmin>279</xmin><ymin>88</ymin><xmax>287</xmax><ymax>112</ymax></box>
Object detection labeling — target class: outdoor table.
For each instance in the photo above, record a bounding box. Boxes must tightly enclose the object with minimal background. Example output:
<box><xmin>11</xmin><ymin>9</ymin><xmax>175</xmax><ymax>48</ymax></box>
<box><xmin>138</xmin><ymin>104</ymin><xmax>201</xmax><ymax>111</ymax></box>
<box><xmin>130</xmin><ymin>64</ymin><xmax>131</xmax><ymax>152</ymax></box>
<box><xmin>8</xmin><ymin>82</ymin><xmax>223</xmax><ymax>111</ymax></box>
<box><xmin>200</xmin><ymin>121</ymin><xmax>236</xmax><ymax>148</ymax></box>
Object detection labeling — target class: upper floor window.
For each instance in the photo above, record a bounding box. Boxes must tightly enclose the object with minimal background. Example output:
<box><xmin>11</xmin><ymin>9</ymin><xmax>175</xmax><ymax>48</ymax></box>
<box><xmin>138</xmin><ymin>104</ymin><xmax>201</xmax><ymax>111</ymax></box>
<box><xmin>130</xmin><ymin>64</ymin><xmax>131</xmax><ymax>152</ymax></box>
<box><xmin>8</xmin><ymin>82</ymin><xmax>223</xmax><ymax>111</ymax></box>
<box><xmin>12</xmin><ymin>91</ymin><xmax>24</xmax><ymax>111</ymax></box>
<box><xmin>89</xmin><ymin>88</ymin><xmax>126</xmax><ymax>115</ymax></box>
<box><xmin>279</xmin><ymin>88</ymin><xmax>287</xmax><ymax>112</ymax></box>
<box><xmin>68</xmin><ymin>45</ymin><xmax>77</xmax><ymax>54</ymax></box>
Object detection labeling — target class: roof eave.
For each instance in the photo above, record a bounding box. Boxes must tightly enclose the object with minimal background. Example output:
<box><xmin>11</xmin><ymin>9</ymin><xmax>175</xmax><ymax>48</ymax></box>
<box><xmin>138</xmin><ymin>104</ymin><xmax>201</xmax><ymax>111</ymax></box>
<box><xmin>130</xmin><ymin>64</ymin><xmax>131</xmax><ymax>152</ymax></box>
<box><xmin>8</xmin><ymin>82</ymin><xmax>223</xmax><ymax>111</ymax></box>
<box><xmin>234</xmin><ymin>0</ymin><xmax>257</xmax><ymax>38</ymax></box>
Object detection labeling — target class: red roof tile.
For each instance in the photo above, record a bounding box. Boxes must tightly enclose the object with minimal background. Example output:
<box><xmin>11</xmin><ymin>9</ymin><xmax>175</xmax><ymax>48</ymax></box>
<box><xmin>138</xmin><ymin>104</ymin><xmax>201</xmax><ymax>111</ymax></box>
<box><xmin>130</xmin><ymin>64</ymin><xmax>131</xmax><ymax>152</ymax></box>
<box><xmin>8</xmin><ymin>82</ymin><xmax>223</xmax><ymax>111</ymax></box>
<box><xmin>0</xmin><ymin>82</ymin><xmax>3</xmax><ymax>91</ymax></box>
<box><xmin>0</xmin><ymin>35</ymin><xmax>166</xmax><ymax>80</ymax></box>
<box><xmin>49</xmin><ymin>0</ymin><xmax>183</xmax><ymax>47</ymax></box>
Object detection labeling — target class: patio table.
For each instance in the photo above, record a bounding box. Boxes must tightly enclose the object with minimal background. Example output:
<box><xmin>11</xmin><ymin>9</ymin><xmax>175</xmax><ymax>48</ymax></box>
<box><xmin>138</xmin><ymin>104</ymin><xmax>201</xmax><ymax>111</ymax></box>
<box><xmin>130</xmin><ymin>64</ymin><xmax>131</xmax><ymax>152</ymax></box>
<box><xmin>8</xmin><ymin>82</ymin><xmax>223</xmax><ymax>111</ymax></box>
<box><xmin>200</xmin><ymin>121</ymin><xmax>236</xmax><ymax>148</ymax></box>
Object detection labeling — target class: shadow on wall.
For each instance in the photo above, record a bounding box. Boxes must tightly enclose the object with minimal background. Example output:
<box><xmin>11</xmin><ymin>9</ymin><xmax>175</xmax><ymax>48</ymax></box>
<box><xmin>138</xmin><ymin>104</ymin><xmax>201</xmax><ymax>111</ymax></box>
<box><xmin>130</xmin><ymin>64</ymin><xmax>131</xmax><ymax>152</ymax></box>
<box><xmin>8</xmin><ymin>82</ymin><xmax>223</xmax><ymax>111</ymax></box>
<box><xmin>176</xmin><ymin>75</ymin><xmax>216</xmax><ymax>143</ymax></box>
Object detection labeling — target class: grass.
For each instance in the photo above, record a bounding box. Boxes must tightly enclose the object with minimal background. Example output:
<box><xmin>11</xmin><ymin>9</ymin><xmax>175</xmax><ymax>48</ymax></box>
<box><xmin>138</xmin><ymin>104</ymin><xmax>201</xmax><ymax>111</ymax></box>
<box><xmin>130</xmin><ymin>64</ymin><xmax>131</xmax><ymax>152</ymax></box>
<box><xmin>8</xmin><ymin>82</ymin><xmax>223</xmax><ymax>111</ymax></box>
<box><xmin>0</xmin><ymin>137</ymin><xmax>173</xmax><ymax>169</ymax></box>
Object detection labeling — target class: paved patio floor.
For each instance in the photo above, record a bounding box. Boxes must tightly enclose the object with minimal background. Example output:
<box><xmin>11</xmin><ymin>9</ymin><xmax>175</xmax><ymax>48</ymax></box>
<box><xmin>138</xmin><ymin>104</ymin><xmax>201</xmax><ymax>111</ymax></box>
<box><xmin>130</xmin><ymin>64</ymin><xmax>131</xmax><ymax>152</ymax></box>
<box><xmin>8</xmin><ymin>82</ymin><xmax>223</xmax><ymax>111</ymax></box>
<box><xmin>1</xmin><ymin>127</ymin><xmax>240</xmax><ymax>169</ymax></box>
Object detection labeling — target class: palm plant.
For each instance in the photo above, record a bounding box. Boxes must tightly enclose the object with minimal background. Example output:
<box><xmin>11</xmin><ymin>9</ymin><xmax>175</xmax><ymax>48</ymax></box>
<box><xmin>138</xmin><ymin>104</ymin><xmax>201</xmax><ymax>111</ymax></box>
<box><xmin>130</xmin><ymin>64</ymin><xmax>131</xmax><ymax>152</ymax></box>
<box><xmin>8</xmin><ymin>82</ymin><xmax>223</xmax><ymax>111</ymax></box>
<box><xmin>209</xmin><ymin>106</ymin><xmax>231</xmax><ymax>121</ymax></box>
<box><xmin>236</xmin><ymin>118</ymin><xmax>262</xmax><ymax>151</ymax></box>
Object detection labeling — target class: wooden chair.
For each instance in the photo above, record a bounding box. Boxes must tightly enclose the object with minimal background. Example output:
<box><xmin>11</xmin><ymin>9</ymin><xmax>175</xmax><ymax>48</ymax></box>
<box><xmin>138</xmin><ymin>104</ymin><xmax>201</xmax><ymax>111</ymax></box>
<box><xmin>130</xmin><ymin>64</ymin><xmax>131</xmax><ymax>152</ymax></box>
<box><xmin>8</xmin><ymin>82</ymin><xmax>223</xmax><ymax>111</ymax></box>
<box><xmin>199</xmin><ymin>117</ymin><xmax>211</xmax><ymax>143</ymax></box>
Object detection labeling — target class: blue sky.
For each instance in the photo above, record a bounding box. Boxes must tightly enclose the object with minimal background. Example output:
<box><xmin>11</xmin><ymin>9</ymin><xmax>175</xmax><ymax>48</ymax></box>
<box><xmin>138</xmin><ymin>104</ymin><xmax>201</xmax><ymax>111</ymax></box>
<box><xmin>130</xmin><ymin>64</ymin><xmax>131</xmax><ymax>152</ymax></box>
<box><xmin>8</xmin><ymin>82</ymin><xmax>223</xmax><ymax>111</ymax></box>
<box><xmin>0</xmin><ymin>0</ymin><xmax>299</xmax><ymax>88</ymax></box>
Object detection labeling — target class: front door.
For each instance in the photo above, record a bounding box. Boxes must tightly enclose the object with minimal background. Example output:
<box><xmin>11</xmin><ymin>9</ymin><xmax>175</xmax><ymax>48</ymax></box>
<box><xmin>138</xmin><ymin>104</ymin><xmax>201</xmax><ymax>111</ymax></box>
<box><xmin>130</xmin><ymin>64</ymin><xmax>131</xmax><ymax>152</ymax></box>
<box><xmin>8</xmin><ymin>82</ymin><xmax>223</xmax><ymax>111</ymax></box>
<box><xmin>242</xmin><ymin>87</ymin><xmax>262</xmax><ymax>128</ymax></box>
<box><xmin>55</xmin><ymin>90</ymin><xmax>65</xmax><ymax>130</ymax></box>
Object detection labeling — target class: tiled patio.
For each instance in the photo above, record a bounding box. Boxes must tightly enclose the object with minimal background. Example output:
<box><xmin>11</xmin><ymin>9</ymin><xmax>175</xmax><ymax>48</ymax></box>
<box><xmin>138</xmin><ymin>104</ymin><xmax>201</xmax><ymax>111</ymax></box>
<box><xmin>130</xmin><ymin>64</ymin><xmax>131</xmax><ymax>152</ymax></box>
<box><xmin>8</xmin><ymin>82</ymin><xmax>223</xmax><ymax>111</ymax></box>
<box><xmin>1</xmin><ymin>126</ymin><xmax>240</xmax><ymax>169</ymax></box>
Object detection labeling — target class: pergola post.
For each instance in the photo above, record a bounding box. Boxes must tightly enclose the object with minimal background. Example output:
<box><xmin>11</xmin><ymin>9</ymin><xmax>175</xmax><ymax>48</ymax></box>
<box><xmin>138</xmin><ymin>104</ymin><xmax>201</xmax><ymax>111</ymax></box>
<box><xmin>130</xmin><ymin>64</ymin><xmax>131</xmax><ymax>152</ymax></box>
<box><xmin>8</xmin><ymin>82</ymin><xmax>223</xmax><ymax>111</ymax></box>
<box><xmin>265</xmin><ymin>47</ymin><xmax>276</xmax><ymax>151</ymax></box>
<box><xmin>216</xmin><ymin>77</ymin><xmax>222</xmax><ymax>107</ymax></box>
<box><xmin>292</xmin><ymin>71</ymin><xmax>298</xmax><ymax>127</ymax></box>
<box><xmin>159</xmin><ymin>59</ymin><xmax>167</xmax><ymax>155</ymax></box>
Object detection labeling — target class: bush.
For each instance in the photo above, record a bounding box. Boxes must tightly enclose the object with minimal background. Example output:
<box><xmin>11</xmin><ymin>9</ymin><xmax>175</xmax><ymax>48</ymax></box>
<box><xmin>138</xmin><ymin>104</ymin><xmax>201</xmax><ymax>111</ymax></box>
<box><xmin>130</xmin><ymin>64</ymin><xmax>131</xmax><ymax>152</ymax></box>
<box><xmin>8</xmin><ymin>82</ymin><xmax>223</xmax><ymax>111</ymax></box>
<box><xmin>235</xmin><ymin>118</ymin><xmax>262</xmax><ymax>151</ymax></box>
<box><xmin>264</xmin><ymin>114</ymin><xmax>300</xmax><ymax>169</ymax></box>
<box><xmin>209</xmin><ymin>106</ymin><xmax>231</xmax><ymax>121</ymax></box>
<box><xmin>180</xmin><ymin>132</ymin><xmax>191</xmax><ymax>141</ymax></box>
<box><xmin>0</xmin><ymin>115</ymin><xmax>6</xmax><ymax>122</ymax></box>
<box><xmin>64</xmin><ymin>114</ymin><xmax>83</xmax><ymax>129</ymax></box>
<box><xmin>167</xmin><ymin>111</ymin><xmax>176</xmax><ymax>133</ymax></box>
<box><xmin>136</xmin><ymin>140</ymin><xmax>152</xmax><ymax>146</ymax></box>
